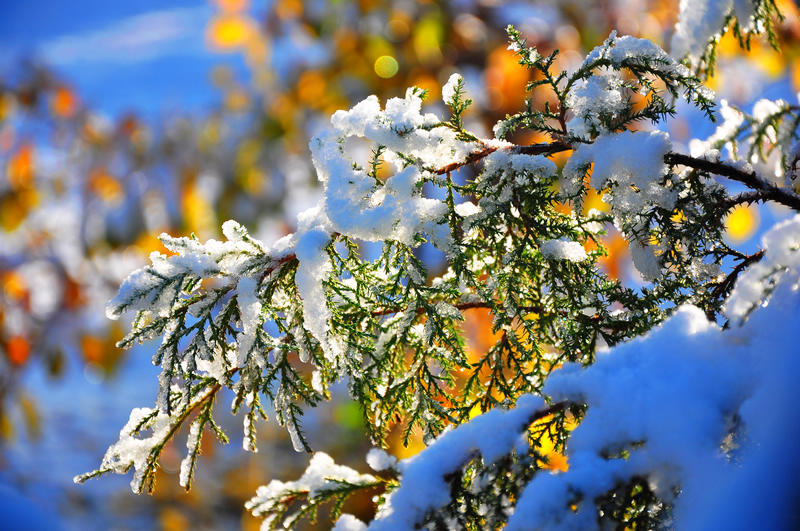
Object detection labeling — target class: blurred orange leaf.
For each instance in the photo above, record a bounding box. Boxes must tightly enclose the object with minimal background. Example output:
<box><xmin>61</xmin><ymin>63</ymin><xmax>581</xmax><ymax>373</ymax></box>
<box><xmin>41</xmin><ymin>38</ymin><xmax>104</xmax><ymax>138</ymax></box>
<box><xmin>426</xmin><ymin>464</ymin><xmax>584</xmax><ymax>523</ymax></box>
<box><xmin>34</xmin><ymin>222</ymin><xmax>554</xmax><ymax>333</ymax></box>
<box><xmin>52</xmin><ymin>86</ymin><xmax>77</xmax><ymax>118</ymax></box>
<box><xmin>88</xmin><ymin>167</ymin><xmax>123</xmax><ymax>203</ymax></box>
<box><xmin>2</xmin><ymin>271</ymin><xmax>28</xmax><ymax>302</ymax></box>
<box><xmin>8</xmin><ymin>143</ymin><xmax>34</xmax><ymax>188</ymax></box>
<box><xmin>486</xmin><ymin>46</ymin><xmax>529</xmax><ymax>112</ymax></box>
<box><xmin>274</xmin><ymin>0</ymin><xmax>303</xmax><ymax>19</ymax></box>
<box><xmin>6</xmin><ymin>335</ymin><xmax>31</xmax><ymax>366</ymax></box>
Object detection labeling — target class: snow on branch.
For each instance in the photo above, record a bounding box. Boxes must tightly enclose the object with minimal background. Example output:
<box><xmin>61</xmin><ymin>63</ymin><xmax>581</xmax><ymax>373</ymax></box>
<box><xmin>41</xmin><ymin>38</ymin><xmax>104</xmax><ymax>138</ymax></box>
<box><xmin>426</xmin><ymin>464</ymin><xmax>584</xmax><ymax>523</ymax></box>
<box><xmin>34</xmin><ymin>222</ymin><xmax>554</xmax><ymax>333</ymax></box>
<box><xmin>364</xmin><ymin>215</ymin><xmax>800</xmax><ymax>530</ymax></box>
<box><xmin>671</xmin><ymin>0</ymin><xmax>784</xmax><ymax>73</ymax></box>
<box><xmin>79</xmin><ymin>16</ymin><xmax>800</xmax><ymax>530</ymax></box>
<box><xmin>506</xmin><ymin>215</ymin><xmax>800</xmax><ymax>529</ymax></box>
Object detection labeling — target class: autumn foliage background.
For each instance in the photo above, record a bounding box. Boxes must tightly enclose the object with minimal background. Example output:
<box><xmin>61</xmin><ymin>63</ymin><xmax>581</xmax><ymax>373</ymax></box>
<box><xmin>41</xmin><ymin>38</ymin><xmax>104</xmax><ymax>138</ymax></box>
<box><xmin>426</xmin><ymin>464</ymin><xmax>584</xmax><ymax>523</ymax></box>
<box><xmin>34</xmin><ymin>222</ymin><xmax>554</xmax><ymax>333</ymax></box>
<box><xmin>1</xmin><ymin>1</ymin><xmax>799</xmax><ymax>528</ymax></box>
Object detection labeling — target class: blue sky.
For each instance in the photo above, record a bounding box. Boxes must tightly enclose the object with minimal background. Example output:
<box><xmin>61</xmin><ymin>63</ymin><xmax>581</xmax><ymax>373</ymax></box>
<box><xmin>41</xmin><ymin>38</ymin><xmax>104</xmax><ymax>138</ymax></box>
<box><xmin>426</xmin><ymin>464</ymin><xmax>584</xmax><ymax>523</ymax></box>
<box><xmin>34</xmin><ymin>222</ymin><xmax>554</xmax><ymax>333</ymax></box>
<box><xmin>0</xmin><ymin>0</ymin><xmax>266</xmax><ymax>117</ymax></box>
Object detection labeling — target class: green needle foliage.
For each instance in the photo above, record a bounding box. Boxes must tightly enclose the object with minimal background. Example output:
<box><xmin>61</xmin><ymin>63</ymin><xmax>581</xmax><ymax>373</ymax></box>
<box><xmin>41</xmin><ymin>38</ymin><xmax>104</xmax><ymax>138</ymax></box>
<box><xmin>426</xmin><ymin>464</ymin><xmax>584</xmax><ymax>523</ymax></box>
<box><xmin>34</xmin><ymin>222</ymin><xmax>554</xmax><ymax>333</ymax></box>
<box><xmin>77</xmin><ymin>5</ymin><xmax>798</xmax><ymax>528</ymax></box>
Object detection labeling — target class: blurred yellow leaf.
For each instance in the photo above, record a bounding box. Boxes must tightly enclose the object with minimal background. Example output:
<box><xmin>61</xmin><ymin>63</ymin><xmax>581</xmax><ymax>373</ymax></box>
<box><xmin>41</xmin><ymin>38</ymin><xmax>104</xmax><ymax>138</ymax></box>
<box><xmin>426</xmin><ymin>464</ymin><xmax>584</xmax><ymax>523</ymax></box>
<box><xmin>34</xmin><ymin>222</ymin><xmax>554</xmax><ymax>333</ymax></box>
<box><xmin>0</xmin><ymin>410</ymin><xmax>12</xmax><ymax>440</ymax></box>
<box><xmin>486</xmin><ymin>45</ymin><xmax>529</xmax><ymax>112</ymax></box>
<box><xmin>462</xmin><ymin>307</ymin><xmax>502</xmax><ymax>364</ymax></box>
<box><xmin>2</xmin><ymin>271</ymin><xmax>27</xmax><ymax>302</ymax></box>
<box><xmin>80</xmin><ymin>334</ymin><xmax>105</xmax><ymax>366</ymax></box>
<box><xmin>583</xmin><ymin>187</ymin><xmax>609</xmax><ymax>215</ymax></box>
<box><xmin>0</xmin><ymin>192</ymin><xmax>34</xmax><ymax>231</ymax></box>
<box><xmin>297</xmin><ymin>70</ymin><xmax>326</xmax><ymax>105</ymax></box>
<box><xmin>18</xmin><ymin>393</ymin><xmax>41</xmax><ymax>441</ymax></box>
<box><xmin>0</xmin><ymin>93</ymin><xmax>10</xmax><ymax>122</ymax></box>
<box><xmin>413</xmin><ymin>14</ymin><xmax>443</xmax><ymax>65</ymax></box>
<box><xmin>531</xmin><ymin>412</ymin><xmax>578</xmax><ymax>472</ymax></box>
<box><xmin>88</xmin><ymin>167</ymin><xmax>123</xmax><ymax>203</ymax></box>
<box><xmin>225</xmin><ymin>88</ymin><xmax>250</xmax><ymax>112</ymax></box>
<box><xmin>182</xmin><ymin>179</ymin><xmax>216</xmax><ymax>238</ymax></box>
<box><xmin>80</xmin><ymin>324</ymin><xmax>125</xmax><ymax>374</ymax></box>
<box><xmin>62</xmin><ymin>274</ymin><xmax>85</xmax><ymax>310</ymax></box>
<box><xmin>207</xmin><ymin>14</ymin><xmax>256</xmax><ymax>50</ymax></box>
<box><xmin>159</xmin><ymin>507</ymin><xmax>190</xmax><ymax>531</ymax></box>
<box><xmin>725</xmin><ymin>204</ymin><xmax>759</xmax><ymax>243</ymax></box>
<box><xmin>542</xmin><ymin>451</ymin><xmax>569</xmax><ymax>472</ymax></box>
<box><xmin>387</xmin><ymin>10</ymin><xmax>411</xmax><ymax>40</ymax></box>
<box><xmin>599</xmin><ymin>232</ymin><xmax>629</xmax><ymax>280</ymax></box>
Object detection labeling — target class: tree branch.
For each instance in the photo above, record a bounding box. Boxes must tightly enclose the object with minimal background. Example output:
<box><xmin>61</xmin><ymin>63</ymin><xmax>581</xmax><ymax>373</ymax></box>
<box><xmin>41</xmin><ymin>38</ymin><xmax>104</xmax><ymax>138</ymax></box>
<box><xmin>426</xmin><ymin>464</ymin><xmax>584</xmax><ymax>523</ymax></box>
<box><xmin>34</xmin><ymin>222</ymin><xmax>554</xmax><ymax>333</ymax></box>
<box><xmin>718</xmin><ymin>191</ymin><xmax>769</xmax><ymax>211</ymax></box>
<box><xmin>664</xmin><ymin>152</ymin><xmax>800</xmax><ymax>212</ymax></box>
<box><xmin>712</xmin><ymin>250</ymin><xmax>765</xmax><ymax>307</ymax></box>
<box><xmin>433</xmin><ymin>141</ymin><xmax>800</xmax><ymax>212</ymax></box>
<box><xmin>433</xmin><ymin>141</ymin><xmax>572</xmax><ymax>175</ymax></box>
<box><xmin>370</xmin><ymin>301</ymin><xmax>544</xmax><ymax>317</ymax></box>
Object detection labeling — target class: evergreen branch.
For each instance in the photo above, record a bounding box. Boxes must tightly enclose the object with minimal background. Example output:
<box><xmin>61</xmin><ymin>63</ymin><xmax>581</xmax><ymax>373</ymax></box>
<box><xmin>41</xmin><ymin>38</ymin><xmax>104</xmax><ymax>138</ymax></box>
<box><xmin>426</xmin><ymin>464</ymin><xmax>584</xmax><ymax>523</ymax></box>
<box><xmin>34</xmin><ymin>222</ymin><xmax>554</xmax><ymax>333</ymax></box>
<box><xmin>706</xmin><ymin>250</ymin><xmax>765</xmax><ymax>323</ymax></box>
<box><xmin>664</xmin><ymin>152</ymin><xmax>800</xmax><ymax>211</ymax></box>
<box><xmin>433</xmin><ymin>141</ymin><xmax>572</xmax><ymax>175</ymax></box>
<box><xmin>718</xmin><ymin>191</ymin><xmax>772</xmax><ymax>210</ymax></box>
<box><xmin>370</xmin><ymin>301</ymin><xmax>544</xmax><ymax>317</ymax></box>
<box><xmin>437</xmin><ymin>138</ymin><xmax>800</xmax><ymax>212</ymax></box>
<box><xmin>434</xmin><ymin>137</ymin><xmax>799</xmax><ymax>213</ymax></box>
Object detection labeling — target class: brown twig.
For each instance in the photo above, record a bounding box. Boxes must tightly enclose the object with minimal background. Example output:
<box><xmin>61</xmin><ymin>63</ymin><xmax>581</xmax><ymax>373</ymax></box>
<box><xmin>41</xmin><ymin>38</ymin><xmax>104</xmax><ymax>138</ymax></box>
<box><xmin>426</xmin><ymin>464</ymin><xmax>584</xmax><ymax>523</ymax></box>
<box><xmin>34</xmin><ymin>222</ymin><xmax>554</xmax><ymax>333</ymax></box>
<box><xmin>711</xmin><ymin>250</ymin><xmax>765</xmax><ymax>303</ymax></box>
<box><xmin>718</xmin><ymin>191</ymin><xmax>768</xmax><ymax>211</ymax></box>
<box><xmin>433</xmin><ymin>141</ymin><xmax>572</xmax><ymax>175</ymax></box>
<box><xmin>436</xmin><ymin>141</ymin><xmax>800</xmax><ymax>212</ymax></box>
<box><xmin>370</xmin><ymin>301</ymin><xmax>545</xmax><ymax>317</ymax></box>
<box><xmin>529</xmin><ymin>400</ymin><xmax>571</xmax><ymax>422</ymax></box>
<box><xmin>664</xmin><ymin>152</ymin><xmax>800</xmax><ymax>212</ymax></box>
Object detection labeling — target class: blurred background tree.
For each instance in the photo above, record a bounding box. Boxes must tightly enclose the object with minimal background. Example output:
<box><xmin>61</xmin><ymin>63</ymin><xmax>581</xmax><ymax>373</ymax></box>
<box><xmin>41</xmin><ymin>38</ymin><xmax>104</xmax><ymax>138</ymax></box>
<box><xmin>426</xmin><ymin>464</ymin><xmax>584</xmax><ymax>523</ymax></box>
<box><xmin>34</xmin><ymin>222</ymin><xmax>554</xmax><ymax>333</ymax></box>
<box><xmin>0</xmin><ymin>0</ymin><xmax>798</xmax><ymax>528</ymax></box>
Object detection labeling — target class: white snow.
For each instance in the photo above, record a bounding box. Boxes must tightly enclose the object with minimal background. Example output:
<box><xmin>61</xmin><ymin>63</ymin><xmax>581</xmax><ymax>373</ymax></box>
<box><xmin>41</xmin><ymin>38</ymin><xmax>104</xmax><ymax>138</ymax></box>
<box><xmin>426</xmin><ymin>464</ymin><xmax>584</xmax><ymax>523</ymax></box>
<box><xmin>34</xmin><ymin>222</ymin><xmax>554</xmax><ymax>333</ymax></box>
<box><xmin>368</xmin><ymin>395</ymin><xmax>545</xmax><ymax>530</ymax></box>
<box><xmin>724</xmin><ymin>214</ymin><xmax>800</xmax><ymax>323</ymax></box>
<box><xmin>333</xmin><ymin>514</ymin><xmax>368</xmax><ymax>531</ymax></box>
<box><xmin>246</xmin><ymin>452</ymin><xmax>376</xmax><ymax>528</ymax></box>
<box><xmin>179</xmin><ymin>418</ymin><xmax>203</xmax><ymax>488</ymax></box>
<box><xmin>540</xmin><ymin>239</ymin><xmax>589</xmax><ymax>262</ymax></box>
<box><xmin>294</xmin><ymin>226</ymin><xmax>341</xmax><ymax>363</ymax></box>
<box><xmin>566</xmin><ymin>68</ymin><xmax>626</xmax><ymax>138</ymax></box>
<box><xmin>672</xmin><ymin>0</ymin><xmax>732</xmax><ymax>60</ymax></box>
<box><xmin>505</xmin><ymin>216</ymin><xmax>800</xmax><ymax>529</ymax></box>
<box><xmin>563</xmin><ymin>130</ymin><xmax>673</xmax><ymax>280</ymax></box>
<box><xmin>442</xmin><ymin>73</ymin><xmax>463</xmax><ymax>105</ymax></box>
<box><xmin>672</xmin><ymin>0</ymin><xmax>758</xmax><ymax>63</ymax></box>
<box><xmin>366</xmin><ymin>448</ymin><xmax>397</xmax><ymax>471</ymax></box>
<box><xmin>236</xmin><ymin>276</ymin><xmax>263</xmax><ymax>368</ymax></box>
<box><xmin>361</xmin><ymin>215</ymin><xmax>800</xmax><ymax>530</ymax></box>
<box><xmin>75</xmin><ymin>407</ymin><xmax>172</xmax><ymax>492</ymax></box>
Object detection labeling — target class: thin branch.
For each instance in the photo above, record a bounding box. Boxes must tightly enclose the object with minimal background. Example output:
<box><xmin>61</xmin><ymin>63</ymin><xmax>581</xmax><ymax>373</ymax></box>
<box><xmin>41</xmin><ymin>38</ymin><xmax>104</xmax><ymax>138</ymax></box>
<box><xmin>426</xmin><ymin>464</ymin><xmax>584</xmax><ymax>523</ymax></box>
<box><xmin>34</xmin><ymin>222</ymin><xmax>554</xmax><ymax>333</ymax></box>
<box><xmin>370</xmin><ymin>301</ymin><xmax>544</xmax><ymax>317</ymax></box>
<box><xmin>664</xmin><ymin>152</ymin><xmax>800</xmax><ymax>212</ymax></box>
<box><xmin>718</xmin><ymin>191</ymin><xmax>769</xmax><ymax>210</ymax></box>
<box><xmin>529</xmin><ymin>401</ymin><xmax>571</xmax><ymax>423</ymax></box>
<box><xmin>433</xmin><ymin>141</ymin><xmax>800</xmax><ymax>212</ymax></box>
<box><xmin>712</xmin><ymin>250</ymin><xmax>765</xmax><ymax>305</ymax></box>
<box><xmin>433</xmin><ymin>141</ymin><xmax>572</xmax><ymax>175</ymax></box>
<box><xmin>435</xmin><ymin>144</ymin><xmax>499</xmax><ymax>175</ymax></box>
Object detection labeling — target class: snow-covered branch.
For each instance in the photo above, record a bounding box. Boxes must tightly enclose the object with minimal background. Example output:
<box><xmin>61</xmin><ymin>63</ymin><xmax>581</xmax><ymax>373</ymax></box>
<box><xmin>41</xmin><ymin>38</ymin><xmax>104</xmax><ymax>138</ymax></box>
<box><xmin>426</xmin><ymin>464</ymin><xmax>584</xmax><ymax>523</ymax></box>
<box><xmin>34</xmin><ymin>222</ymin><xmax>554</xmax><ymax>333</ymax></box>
<box><xmin>79</xmin><ymin>11</ymin><xmax>800</xmax><ymax>528</ymax></box>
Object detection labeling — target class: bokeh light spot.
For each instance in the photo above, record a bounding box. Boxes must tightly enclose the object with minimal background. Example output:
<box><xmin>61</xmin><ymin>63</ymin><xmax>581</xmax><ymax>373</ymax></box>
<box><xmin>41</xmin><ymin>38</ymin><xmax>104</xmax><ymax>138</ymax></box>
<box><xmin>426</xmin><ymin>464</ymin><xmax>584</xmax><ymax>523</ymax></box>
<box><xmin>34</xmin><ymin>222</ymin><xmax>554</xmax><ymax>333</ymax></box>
<box><xmin>207</xmin><ymin>15</ymin><xmax>254</xmax><ymax>50</ymax></box>
<box><xmin>374</xmin><ymin>55</ymin><xmax>399</xmax><ymax>78</ymax></box>
<box><xmin>725</xmin><ymin>204</ymin><xmax>759</xmax><ymax>242</ymax></box>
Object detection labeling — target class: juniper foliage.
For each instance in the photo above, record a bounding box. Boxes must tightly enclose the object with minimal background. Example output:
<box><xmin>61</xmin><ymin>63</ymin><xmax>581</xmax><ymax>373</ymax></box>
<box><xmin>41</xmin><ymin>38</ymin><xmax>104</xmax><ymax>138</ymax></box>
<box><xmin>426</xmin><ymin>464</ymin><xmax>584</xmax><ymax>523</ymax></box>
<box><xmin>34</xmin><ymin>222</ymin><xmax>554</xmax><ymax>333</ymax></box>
<box><xmin>77</xmin><ymin>4</ymin><xmax>799</xmax><ymax>529</ymax></box>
